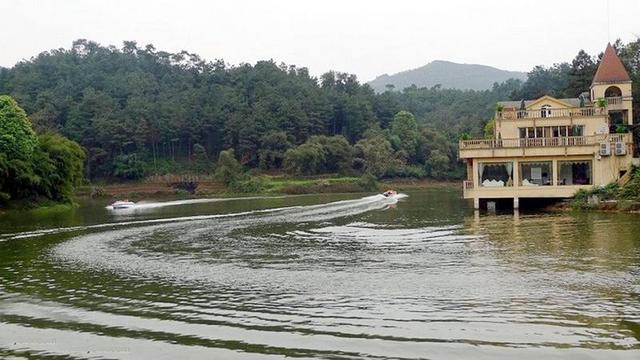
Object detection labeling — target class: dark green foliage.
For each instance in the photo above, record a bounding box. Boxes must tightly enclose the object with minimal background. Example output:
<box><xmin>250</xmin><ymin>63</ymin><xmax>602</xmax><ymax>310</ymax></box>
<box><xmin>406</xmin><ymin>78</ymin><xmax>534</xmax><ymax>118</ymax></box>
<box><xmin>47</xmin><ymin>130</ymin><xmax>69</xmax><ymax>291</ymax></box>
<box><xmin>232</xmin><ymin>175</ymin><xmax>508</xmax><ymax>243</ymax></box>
<box><xmin>192</xmin><ymin>143</ymin><xmax>211</xmax><ymax>174</ymax></box>
<box><xmin>354</xmin><ymin>135</ymin><xmax>396</xmax><ymax>178</ymax></box>
<box><xmin>4</xmin><ymin>38</ymin><xmax>639</xmax><ymax>184</ymax></box>
<box><xmin>113</xmin><ymin>154</ymin><xmax>146</xmax><ymax>180</ymax></box>
<box><xmin>306</xmin><ymin>135</ymin><xmax>353</xmax><ymax>173</ymax></box>
<box><xmin>571</xmin><ymin>167</ymin><xmax>640</xmax><ymax>210</ymax></box>
<box><xmin>258</xmin><ymin>131</ymin><xmax>292</xmax><ymax>170</ymax></box>
<box><xmin>426</xmin><ymin>150</ymin><xmax>450</xmax><ymax>179</ymax></box>
<box><xmin>0</xmin><ymin>96</ymin><xmax>37</xmax><ymax>162</ymax></box>
<box><xmin>283</xmin><ymin>142</ymin><xmax>326</xmax><ymax>175</ymax></box>
<box><xmin>357</xmin><ymin>172</ymin><xmax>379</xmax><ymax>192</ymax></box>
<box><xmin>34</xmin><ymin>133</ymin><xmax>86</xmax><ymax>201</ymax></box>
<box><xmin>390</xmin><ymin>111</ymin><xmax>419</xmax><ymax>161</ymax></box>
<box><xmin>0</xmin><ymin>96</ymin><xmax>85</xmax><ymax>203</ymax></box>
<box><xmin>215</xmin><ymin>149</ymin><xmax>244</xmax><ymax>186</ymax></box>
<box><xmin>230</xmin><ymin>176</ymin><xmax>269</xmax><ymax>193</ymax></box>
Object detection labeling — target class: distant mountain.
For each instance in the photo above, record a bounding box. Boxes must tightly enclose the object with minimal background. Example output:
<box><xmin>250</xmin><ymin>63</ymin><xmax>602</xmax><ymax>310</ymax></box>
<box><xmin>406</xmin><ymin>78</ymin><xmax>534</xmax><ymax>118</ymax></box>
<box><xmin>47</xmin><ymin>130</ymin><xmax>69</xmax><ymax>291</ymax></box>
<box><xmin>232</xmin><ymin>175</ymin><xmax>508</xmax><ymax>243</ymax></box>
<box><xmin>367</xmin><ymin>60</ymin><xmax>527</xmax><ymax>92</ymax></box>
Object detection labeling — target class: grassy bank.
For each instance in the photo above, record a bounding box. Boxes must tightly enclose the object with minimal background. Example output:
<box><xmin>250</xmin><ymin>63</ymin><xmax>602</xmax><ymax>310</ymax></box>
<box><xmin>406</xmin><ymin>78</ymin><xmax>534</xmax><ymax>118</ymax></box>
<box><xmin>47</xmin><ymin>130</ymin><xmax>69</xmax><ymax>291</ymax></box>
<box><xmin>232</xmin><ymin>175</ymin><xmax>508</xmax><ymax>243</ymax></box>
<box><xmin>569</xmin><ymin>166</ymin><xmax>640</xmax><ymax>212</ymax></box>
<box><xmin>78</xmin><ymin>174</ymin><xmax>457</xmax><ymax>200</ymax></box>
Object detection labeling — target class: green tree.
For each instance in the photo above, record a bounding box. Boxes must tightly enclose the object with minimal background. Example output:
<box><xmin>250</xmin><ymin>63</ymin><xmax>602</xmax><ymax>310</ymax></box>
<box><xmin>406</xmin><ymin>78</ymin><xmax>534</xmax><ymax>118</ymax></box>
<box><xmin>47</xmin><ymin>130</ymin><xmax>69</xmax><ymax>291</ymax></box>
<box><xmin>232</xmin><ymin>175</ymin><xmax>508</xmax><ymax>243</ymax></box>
<box><xmin>258</xmin><ymin>131</ymin><xmax>292</xmax><ymax>169</ymax></box>
<box><xmin>113</xmin><ymin>153</ymin><xmax>146</xmax><ymax>180</ymax></box>
<box><xmin>426</xmin><ymin>149</ymin><xmax>449</xmax><ymax>178</ymax></box>
<box><xmin>34</xmin><ymin>133</ymin><xmax>86</xmax><ymax>201</ymax></box>
<box><xmin>214</xmin><ymin>149</ymin><xmax>244</xmax><ymax>185</ymax></box>
<box><xmin>283</xmin><ymin>142</ymin><xmax>326</xmax><ymax>175</ymax></box>
<box><xmin>0</xmin><ymin>96</ymin><xmax>38</xmax><ymax>161</ymax></box>
<box><xmin>567</xmin><ymin>50</ymin><xmax>597</xmax><ymax>97</ymax></box>
<box><xmin>307</xmin><ymin>135</ymin><xmax>353</xmax><ymax>173</ymax></box>
<box><xmin>390</xmin><ymin>111</ymin><xmax>420</xmax><ymax>160</ymax></box>
<box><xmin>354</xmin><ymin>135</ymin><xmax>396</xmax><ymax>177</ymax></box>
<box><xmin>483</xmin><ymin>118</ymin><xmax>495</xmax><ymax>139</ymax></box>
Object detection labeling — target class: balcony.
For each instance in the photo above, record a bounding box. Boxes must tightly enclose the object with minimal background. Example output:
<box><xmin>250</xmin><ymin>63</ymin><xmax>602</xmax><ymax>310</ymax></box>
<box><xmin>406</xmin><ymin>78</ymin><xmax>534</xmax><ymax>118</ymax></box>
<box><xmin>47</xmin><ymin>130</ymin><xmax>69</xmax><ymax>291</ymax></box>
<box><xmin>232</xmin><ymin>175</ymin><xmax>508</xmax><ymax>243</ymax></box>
<box><xmin>605</xmin><ymin>96</ymin><xmax>625</xmax><ymax>110</ymax></box>
<box><xmin>497</xmin><ymin>107</ymin><xmax>600</xmax><ymax>120</ymax></box>
<box><xmin>459</xmin><ymin>134</ymin><xmax>631</xmax><ymax>159</ymax></box>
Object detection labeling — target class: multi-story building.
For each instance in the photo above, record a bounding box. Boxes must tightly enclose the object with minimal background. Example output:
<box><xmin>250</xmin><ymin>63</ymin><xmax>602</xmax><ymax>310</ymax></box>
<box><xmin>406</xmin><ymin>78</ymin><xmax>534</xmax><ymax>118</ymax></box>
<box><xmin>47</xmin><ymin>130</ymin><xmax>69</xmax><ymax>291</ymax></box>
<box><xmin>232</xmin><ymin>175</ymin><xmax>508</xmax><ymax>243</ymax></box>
<box><xmin>459</xmin><ymin>44</ymin><xmax>635</xmax><ymax>209</ymax></box>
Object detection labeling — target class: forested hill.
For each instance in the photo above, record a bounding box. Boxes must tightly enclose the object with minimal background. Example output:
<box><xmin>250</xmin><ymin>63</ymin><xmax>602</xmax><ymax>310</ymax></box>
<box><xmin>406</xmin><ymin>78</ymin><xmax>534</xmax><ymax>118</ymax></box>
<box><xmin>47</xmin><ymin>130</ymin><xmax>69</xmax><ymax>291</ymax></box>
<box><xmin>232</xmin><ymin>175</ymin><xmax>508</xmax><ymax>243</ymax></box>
<box><xmin>367</xmin><ymin>60</ymin><xmax>528</xmax><ymax>92</ymax></box>
<box><xmin>0</xmin><ymin>39</ymin><xmax>638</xmax><ymax>181</ymax></box>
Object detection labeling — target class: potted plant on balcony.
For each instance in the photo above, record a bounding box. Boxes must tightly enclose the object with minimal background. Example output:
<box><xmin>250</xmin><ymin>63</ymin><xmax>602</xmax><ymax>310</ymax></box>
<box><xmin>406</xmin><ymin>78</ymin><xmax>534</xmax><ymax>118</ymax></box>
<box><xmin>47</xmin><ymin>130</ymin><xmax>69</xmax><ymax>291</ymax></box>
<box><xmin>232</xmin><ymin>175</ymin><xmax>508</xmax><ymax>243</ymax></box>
<box><xmin>596</xmin><ymin>97</ymin><xmax>607</xmax><ymax>113</ymax></box>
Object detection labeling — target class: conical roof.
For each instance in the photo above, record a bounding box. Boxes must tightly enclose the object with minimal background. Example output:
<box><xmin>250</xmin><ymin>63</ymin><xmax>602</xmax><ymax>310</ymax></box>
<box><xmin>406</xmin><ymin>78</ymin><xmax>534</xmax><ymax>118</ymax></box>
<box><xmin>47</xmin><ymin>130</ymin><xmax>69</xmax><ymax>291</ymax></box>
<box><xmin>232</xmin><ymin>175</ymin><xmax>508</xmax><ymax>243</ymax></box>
<box><xmin>592</xmin><ymin>43</ymin><xmax>631</xmax><ymax>84</ymax></box>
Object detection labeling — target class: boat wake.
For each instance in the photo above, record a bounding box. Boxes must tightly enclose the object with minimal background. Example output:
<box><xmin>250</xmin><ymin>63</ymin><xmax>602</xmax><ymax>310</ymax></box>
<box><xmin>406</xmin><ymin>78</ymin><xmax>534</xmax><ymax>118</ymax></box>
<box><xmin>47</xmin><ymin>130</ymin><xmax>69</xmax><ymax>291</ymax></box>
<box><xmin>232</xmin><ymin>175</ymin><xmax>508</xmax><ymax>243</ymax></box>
<box><xmin>51</xmin><ymin>194</ymin><xmax>405</xmax><ymax>284</ymax></box>
<box><xmin>105</xmin><ymin>195</ymin><xmax>289</xmax><ymax>212</ymax></box>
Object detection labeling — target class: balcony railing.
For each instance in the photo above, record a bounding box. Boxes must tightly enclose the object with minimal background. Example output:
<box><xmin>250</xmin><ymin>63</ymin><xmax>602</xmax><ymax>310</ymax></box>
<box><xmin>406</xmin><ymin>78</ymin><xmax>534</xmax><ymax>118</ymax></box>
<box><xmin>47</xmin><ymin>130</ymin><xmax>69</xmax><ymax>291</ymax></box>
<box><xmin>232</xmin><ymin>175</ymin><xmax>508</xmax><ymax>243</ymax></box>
<box><xmin>606</xmin><ymin>96</ymin><xmax>623</xmax><ymax>105</ymax></box>
<box><xmin>460</xmin><ymin>134</ymin><xmax>629</xmax><ymax>150</ymax></box>
<box><xmin>497</xmin><ymin>107</ymin><xmax>600</xmax><ymax>120</ymax></box>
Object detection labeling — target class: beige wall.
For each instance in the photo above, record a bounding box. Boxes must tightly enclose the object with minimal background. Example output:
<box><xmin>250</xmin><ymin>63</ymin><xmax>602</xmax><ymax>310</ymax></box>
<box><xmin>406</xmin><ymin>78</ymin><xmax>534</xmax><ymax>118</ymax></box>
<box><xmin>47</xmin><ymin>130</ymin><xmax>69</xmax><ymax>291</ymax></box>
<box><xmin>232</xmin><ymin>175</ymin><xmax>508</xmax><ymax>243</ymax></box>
<box><xmin>496</xmin><ymin>114</ymin><xmax>609</xmax><ymax>139</ymax></box>
<box><xmin>591</xmin><ymin>82</ymin><xmax>632</xmax><ymax>99</ymax></box>
<box><xmin>591</xmin><ymin>82</ymin><xmax>633</xmax><ymax>124</ymax></box>
<box><xmin>464</xmin><ymin>153</ymin><xmax>632</xmax><ymax>199</ymax></box>
<box><xmin>526</xmin><ymin>97</ymin><xmax>571</xmax><ymax>110</ymax></box>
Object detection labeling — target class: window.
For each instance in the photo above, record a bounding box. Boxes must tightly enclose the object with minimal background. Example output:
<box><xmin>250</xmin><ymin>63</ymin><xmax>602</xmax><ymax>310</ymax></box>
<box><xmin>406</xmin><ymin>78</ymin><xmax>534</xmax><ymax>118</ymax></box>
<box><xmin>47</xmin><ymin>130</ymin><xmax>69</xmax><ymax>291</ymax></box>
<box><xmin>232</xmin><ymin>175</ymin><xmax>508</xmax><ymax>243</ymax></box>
<box><xmin>568</xmin><ymin>126</ymin><xmax>584</xmax><ymax>137</ymax></box>
<box><xmin>520</xmin><ymin>161</ymin><xmax>553</xmax><ymax>186</ymax></box>
<box><xmin>558</xmin><ymin>160</ymin><xmax>592</xmax><ymax>185</ymax></box>
<box><xmin>541</xmin><ymin>104</ymin><xmax>552</xmax><ymax>118</ymax></box>
<box><xmin>479</xmin><ymin>162</ymin><xmax>514</xmax><ymax>187</ymax></box>
<box><xmin>519</xmin><ymin>128</ymin><xmax>527</xmax><ymax>139</ymax></box>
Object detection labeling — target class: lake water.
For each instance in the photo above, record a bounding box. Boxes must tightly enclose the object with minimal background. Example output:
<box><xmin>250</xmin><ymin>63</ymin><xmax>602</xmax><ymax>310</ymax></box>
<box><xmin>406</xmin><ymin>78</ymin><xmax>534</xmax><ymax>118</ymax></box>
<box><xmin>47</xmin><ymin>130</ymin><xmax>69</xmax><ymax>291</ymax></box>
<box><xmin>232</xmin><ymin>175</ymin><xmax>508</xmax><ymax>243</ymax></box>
<box><xmin>1</xmin><ymin>188</ymin><xmax>639</xmax><ymax>359</ymax></box>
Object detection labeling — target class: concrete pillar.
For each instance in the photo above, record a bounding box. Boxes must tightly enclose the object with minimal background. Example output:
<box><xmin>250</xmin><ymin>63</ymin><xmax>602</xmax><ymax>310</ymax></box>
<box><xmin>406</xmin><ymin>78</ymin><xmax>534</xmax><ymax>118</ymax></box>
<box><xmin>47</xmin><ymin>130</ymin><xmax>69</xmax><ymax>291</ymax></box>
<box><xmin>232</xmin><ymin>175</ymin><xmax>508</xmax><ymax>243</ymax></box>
<box><xmin>472</xmin><ymin>160</ymin><xmax>479</xmax><ymax>188</ymax></box>
<box><xmin>513</xmin><ymin>197</ymin><xmax>520</xmax><ymax>209</ymax></box>
<box><xmin>473</xmin><ymin>198</ymin><xmax>480</xmax><ymax>210</ymax></box>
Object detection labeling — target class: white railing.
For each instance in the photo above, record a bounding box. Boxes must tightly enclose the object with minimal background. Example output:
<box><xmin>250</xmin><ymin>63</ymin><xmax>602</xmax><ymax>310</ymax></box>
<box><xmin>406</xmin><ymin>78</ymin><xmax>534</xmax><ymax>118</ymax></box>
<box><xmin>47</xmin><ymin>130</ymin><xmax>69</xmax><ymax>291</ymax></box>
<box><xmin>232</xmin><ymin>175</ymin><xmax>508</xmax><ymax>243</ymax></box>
<box><xmin>460</xmin><ymin>134</ymin><xmax>630</xmax><ymax>150</ymax></box>
<box><xmin>605</xmin><ymin>96</ymin><xmax>623</xmax><ymax>105</ymax></box>
<box><xmin>497</xmin><ymin>107</ymin><xmax>599</xmax><ymax>120</ymax></box>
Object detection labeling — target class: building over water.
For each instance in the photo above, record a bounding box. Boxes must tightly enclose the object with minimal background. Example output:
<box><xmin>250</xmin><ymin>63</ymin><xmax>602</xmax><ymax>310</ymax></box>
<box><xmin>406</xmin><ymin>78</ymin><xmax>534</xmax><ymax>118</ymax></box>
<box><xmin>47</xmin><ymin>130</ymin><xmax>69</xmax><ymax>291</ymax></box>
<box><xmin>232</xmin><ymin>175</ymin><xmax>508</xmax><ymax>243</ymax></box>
<box><xmin>459</xmin><ymin>44</ymin><xmax>635</xmax><ymax>209</ymax></box>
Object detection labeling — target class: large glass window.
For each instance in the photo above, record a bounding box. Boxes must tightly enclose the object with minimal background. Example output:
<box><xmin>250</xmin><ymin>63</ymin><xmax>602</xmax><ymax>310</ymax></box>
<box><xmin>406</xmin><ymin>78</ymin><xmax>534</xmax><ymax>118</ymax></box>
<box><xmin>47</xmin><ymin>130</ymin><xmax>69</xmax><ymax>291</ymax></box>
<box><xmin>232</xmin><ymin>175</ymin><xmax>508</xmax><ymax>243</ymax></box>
<box><xmin>519</xmin><ymin>126</ymin><xmax>585</xmax><ymax>139</ymax></box>
<box><xmin>520</xmin><ymin>161</ymin><xmax>553</xmax><ymax>186</ymax></box>
<box><xmin>558</xmin><ymin>160</ymin><xmax>592</xmax><ymax>185</ymax></box>
<box><xmin>479</xmin><ymin>162</ymin><xmax>514</xmax><ymax>187</ymax></box>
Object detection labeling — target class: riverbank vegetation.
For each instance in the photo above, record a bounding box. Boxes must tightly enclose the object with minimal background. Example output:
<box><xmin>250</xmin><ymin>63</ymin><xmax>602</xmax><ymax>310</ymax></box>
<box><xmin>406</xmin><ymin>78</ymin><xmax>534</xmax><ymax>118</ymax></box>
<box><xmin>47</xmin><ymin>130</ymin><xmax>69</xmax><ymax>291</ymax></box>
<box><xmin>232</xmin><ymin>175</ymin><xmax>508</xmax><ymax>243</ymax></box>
<box><xmin>571</xmin><ymin>166</ymin><xmax>640</xmax><ymax>211</ymax></box>
<box><xmin>1</xmin><ymin>38</ymin><xmax>639</xmax><ymax>197</ymax></box>
<box><xmin>0</xmin><ymin>96</ymin><xmax>85</xmax><ymax>207</ymax></box>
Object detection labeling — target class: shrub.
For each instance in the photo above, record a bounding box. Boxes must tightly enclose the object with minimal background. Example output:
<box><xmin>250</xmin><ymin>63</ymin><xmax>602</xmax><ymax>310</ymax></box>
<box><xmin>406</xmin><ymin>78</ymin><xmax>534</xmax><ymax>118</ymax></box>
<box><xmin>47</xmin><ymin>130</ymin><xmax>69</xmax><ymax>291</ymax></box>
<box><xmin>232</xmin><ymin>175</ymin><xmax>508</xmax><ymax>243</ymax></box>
<box><xmin>214</xmin><ymin>149</ymin><xmax>244</xmax><ymax>185</ymax></box>
<box><xmin>357</xmin><ymin>172</ymin><xmax>379</xmax><ymax>192</ymax></box>
<box><xmin>229</xmin><ymin>176</ymin><xmax>269</xmax><ymax>193</ymax></box>
<box><xmin>283</xmin><ymin>142</ymin><xmax>325</xmax><ymax>175</ymax></box>
<box><xmin>113</xmin><ymin>153</ymin><xmax>146</xmax><ymax>180</ymax></box>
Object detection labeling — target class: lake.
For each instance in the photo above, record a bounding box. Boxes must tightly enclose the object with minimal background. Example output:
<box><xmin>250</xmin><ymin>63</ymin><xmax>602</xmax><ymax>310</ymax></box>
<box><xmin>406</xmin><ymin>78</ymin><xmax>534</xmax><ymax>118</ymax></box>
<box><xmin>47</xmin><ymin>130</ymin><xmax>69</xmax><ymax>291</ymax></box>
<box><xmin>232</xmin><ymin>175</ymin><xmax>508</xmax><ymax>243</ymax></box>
<box><xmin>1</xmin><ymin>188</ymin><xmax>639</xmax><ymax>359</ymax></box>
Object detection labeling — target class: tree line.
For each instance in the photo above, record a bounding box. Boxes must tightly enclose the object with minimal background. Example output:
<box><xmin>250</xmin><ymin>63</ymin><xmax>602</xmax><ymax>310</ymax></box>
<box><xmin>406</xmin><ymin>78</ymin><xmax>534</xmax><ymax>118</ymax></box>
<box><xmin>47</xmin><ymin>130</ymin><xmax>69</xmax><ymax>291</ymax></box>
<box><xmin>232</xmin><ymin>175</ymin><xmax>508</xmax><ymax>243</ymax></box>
<box><xmin>0</xmin><ymin>95</ymin><xmax>84</xmax><ymax>204</ymax></box>
<box><xmin>0</xmin><ymin>38</ymin><xmax>638</xmax><ymax>182</ymax></box>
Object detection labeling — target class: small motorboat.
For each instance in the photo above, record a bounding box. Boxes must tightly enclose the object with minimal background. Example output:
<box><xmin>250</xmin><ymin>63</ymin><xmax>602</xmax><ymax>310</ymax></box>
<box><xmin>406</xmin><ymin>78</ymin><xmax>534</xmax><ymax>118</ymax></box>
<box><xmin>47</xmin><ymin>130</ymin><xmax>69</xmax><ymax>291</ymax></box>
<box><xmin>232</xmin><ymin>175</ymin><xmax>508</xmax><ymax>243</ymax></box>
<box><xmin>382</xmin><ymin>190</ymin><xmax>397</xmax><ymax>198</ymax></box>
<box><xmin>110</xmin><ymin>200</ymin><xmax>136</xmax><ymax>209</ymax></box>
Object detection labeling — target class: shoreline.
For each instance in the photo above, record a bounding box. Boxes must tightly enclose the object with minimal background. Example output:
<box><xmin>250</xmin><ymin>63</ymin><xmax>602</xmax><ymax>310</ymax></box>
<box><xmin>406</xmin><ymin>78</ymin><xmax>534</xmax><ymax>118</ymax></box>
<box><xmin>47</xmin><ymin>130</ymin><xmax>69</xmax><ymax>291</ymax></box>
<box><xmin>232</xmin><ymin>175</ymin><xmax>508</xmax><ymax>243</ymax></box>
<box><xmin>77</xmin><ymin>176</ymin><xmax>459</xmax><ymax>200</ymax></box>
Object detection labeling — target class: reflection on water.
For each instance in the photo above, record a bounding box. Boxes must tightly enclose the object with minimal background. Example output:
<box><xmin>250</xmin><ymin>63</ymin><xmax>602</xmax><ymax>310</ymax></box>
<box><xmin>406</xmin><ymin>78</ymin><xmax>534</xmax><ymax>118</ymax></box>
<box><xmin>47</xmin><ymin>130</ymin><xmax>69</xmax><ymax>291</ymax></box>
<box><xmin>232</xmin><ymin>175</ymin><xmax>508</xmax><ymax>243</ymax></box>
<box><xmin>1</xmin><ymin>189</ymin><xmax>639</xmax><ymax>359</ymax></box>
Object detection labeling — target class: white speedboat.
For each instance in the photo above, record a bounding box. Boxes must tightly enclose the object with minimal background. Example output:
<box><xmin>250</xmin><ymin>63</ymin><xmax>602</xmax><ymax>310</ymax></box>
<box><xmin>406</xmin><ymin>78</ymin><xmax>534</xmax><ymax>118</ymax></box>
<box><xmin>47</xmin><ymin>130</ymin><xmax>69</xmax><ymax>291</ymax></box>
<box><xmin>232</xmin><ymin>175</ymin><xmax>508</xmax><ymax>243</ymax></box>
<box><xmin>382</xmin><ymin>190</ymin><xmax>398</xmax><ymax>198</ymax></box>
<box><xmin>110</xmin><ymin>200</ymin><xmax>136</xmax><ymax>209</ymax></box>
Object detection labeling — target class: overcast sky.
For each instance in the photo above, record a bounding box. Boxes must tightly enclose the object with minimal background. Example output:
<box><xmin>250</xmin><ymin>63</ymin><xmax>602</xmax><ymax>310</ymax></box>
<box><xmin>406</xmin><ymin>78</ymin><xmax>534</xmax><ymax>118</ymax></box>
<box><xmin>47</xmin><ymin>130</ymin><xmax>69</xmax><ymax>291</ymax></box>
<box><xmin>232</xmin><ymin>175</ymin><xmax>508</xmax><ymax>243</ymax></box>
<box><xmin>1</xmin><ymin>0</ymin><xmax>638</xmax><ymax>82</ymax></box>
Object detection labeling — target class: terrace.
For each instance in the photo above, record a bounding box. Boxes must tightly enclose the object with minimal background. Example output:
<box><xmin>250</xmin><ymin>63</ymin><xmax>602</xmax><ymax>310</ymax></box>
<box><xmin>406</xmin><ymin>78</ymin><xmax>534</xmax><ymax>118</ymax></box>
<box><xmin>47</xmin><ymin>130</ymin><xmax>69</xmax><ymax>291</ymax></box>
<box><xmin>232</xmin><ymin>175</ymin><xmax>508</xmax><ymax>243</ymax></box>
<box><xmin>459</xmin><ymin>133</ymin><xmax>631</xmax><ymax>159</ymax></box>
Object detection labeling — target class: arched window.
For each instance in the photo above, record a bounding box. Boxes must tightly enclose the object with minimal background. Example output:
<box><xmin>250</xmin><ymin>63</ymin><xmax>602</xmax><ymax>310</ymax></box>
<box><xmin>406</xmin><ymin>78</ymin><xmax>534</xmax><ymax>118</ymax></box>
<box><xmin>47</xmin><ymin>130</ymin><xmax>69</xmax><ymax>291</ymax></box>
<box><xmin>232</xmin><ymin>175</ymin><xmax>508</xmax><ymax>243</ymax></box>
<box><xmin>541</xmin><ymin>104</ymin><xmax>552</xmax><ymax>118</ymax></box>
<box><xmin>604</xmin><ymin>86</ymin><xmax>622</xmax><ymax>98</ymax></box>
